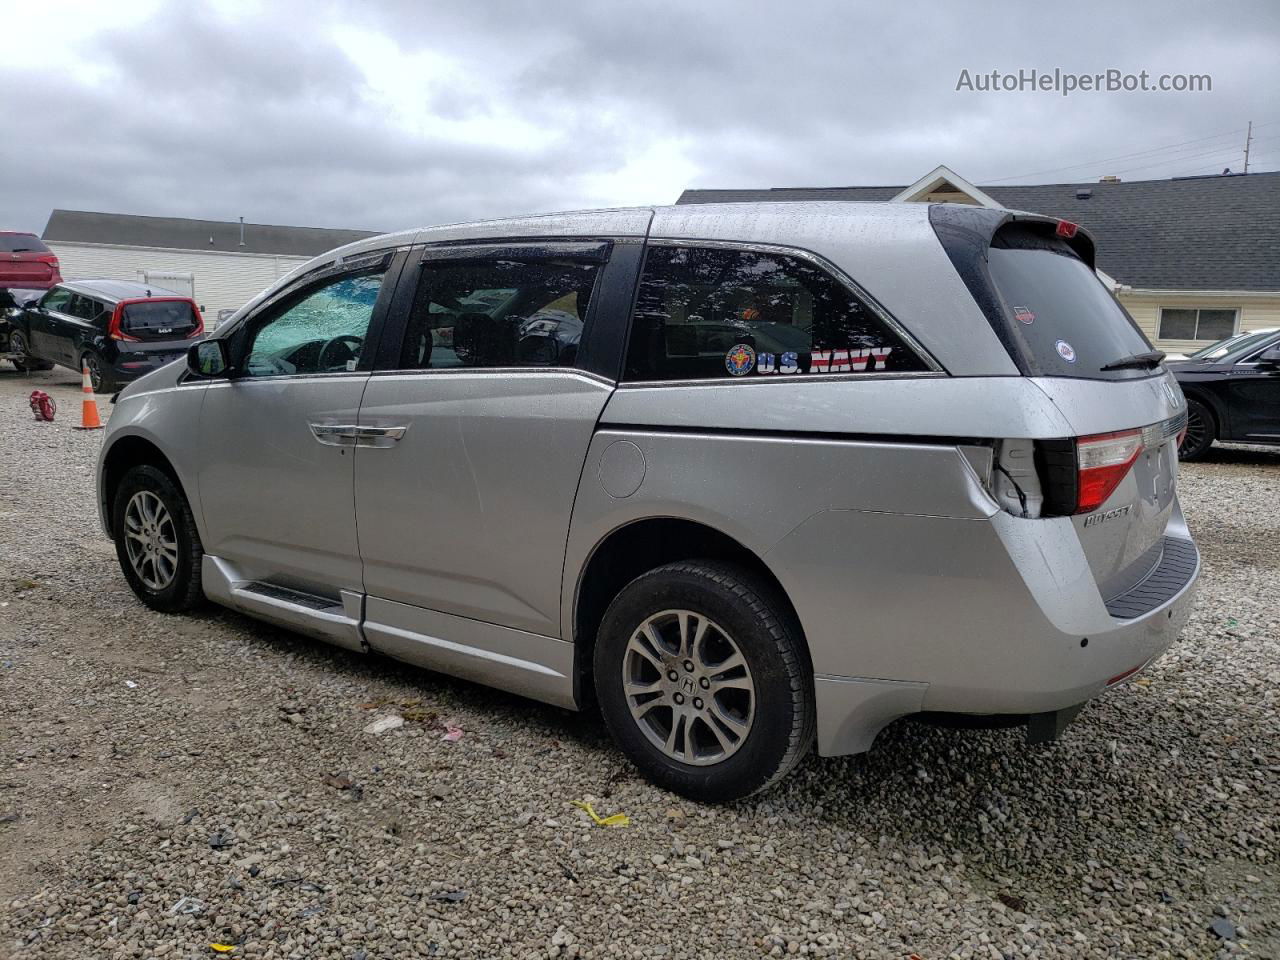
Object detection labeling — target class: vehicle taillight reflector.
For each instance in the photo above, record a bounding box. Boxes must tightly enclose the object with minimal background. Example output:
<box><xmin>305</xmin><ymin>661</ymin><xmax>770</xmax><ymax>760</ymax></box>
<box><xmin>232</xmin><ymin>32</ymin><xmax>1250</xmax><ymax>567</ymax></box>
<box><xmin>1106</xmin><ymin>663</ymin><xmax>1144</xmax><ymax>686</ymax></box>
<box><xmin>1075</xmin><ymin>429</ymin><xmax>1143</xmax><ymax>513</ymax></box>
<box><xmin>106</xmin><ymin>304</ymin><xmax>140</xmax><ymax>342</ymax></box>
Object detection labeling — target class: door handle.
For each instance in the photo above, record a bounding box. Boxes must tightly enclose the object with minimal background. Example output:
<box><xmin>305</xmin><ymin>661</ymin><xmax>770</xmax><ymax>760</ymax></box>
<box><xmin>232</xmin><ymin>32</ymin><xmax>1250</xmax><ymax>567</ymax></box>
<box><xmin>309</xmin><ymin>423</ymin><xmax>360</xmax><ymax>447</ymax></box>
<box><xmin>309</xmin><ymin>423</ymin><xmax>407</xmax><ymax>448</ymax></box>
<box><xmin>352</xmin><ymin>425</ymin><xmax>408</xmax><ymax>448</ymax></box>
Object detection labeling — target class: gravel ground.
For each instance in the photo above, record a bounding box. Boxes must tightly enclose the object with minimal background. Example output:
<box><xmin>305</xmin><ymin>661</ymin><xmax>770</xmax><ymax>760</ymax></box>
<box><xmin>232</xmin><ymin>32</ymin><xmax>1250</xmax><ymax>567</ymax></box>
<box><xmin>1</xmin><ymin>365</ymin><xmax>1277</xmax><ymax>960</ymax></box>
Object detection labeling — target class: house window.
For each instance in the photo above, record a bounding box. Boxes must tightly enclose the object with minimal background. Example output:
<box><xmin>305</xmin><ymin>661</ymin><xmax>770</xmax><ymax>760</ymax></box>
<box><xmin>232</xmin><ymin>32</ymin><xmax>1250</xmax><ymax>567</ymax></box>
<box><xmin>1157</xmin><ymin>307</ymin><xmax>1237</xmax><ymax>342</ymax></box>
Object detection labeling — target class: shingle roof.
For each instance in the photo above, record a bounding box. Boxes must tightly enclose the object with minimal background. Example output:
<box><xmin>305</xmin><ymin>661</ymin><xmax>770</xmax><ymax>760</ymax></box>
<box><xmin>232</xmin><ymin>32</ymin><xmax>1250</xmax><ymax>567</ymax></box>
<box><xmin>42</xmin><ymin>210</ymin><xmax>379</xmax><ymax>258</ymax></box>
<box><xmin>677</xmin><ymin>172</ymin><xmax>1280</xmax><ymax>291</ymax></box>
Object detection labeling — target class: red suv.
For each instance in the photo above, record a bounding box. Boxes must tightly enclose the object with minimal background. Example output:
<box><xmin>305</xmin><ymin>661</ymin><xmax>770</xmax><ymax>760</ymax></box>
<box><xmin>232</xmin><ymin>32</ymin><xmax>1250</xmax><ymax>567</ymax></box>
<box><xmin>0</xmin><ymin>232</ymin><xmax>62</xmax><ymax>290</ymax></box>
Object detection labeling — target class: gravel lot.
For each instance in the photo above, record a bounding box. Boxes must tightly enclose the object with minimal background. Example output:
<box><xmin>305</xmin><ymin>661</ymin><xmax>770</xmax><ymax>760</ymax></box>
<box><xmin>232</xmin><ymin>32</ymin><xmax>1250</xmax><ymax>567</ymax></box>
<box><xmin>1</xmin><ymin>365</ymin><xmax>1277</xmax><ymax>960</ymax></box>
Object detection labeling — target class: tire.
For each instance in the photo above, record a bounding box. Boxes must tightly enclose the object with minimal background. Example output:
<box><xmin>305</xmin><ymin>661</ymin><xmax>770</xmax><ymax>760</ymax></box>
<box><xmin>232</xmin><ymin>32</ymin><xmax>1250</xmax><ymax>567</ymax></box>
<box><xmin>82</xmin><ymin>351</ymin><xmax>115</xmax><ymax>393</ymax></box>
<box><xmin>1178</xmin><ymin>398</ymin><xmax>1216</xmax><ymax>461</ymax></box>
<box><xmin>8</xmin><ymin>330</ymin><xmax>53</xmax><ymax>372</ymax></box>
<box><xmin>111</xmin><ymin>464</ymin><xmax>205</xmax><ymax>613</ymax></box>
<box><xmin>594</xmin><ymin>560</ymin><xmax>815</xmax><ymax>802</ymax></box>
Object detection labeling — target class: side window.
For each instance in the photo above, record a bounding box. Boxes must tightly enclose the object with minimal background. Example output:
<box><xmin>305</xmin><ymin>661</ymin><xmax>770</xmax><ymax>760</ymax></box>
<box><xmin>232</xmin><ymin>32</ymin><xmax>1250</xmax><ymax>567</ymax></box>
<box><xmin>67</xmin><ymin>295</ymin><xmax>102</xmax><ymax>321</ymax></box>
<box><xmin>623</xmin><ymin>245</ymin><xmax>929</xmax><ymax>382</ymax></box>
<box><xmin>40</xmin><ymin>288</ymin><xmax>73</xmax><ymax>313</ymax></box>
<box><xmin>398</xmin><ymin>258</ymin><xmax>600</xmax><ymax>370</ymax></box>
<box><xmin>242</xmin><ymin>269</ymin><xmax>386</xmax><ymax>378</ymax></box>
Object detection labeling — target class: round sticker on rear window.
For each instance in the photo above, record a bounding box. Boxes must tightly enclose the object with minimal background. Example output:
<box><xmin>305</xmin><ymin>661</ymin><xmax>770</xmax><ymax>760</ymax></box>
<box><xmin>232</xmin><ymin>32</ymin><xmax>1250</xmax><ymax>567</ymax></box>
<box><xmin>725</xmin><ymin>343</ymin><xmax>756</xmax><ymax>377</ymax></box>
<box><xmin>1055</xmin><ymin>339</ymin><xmax>1077</xmax><ymax>363</ymax></box>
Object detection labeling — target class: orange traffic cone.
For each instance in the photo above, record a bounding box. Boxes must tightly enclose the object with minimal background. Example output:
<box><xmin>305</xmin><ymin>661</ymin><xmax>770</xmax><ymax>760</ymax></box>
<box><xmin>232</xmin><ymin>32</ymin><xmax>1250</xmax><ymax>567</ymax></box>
<box><xmin>73</xmin><ymin>365</ymin><xmax>104</xmax><ymax>430</ymax></box>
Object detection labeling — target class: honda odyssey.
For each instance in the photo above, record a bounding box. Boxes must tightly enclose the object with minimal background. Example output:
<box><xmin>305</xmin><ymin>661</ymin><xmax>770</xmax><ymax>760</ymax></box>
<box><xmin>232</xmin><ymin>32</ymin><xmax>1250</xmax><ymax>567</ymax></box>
<box><xmin>97</xmin><ymin>202</ymin><xmax>1199</xmax><ymax>801</ymax></box>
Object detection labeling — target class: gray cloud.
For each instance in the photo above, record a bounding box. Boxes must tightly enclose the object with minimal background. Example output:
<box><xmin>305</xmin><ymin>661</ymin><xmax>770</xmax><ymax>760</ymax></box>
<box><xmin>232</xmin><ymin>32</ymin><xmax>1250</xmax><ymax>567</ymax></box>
<box><xmin>2</xmin><ymin>0</ymin><xmax>1277</xmax><ymax>235</ymax></box>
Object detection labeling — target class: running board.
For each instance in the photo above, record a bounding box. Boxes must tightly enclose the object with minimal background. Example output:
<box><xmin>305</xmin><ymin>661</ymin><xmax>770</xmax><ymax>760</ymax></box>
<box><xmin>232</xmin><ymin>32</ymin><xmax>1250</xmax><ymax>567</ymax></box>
<box><xmin>201</xmin><ymin>556</ymin><xmax>365</xmax><ymax>653</ymax></box>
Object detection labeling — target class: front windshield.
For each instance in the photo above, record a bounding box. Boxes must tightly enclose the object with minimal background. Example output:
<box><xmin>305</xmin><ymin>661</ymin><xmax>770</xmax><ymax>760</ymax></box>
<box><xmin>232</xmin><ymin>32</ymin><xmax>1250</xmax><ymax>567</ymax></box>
<box><xmin>1187</xmin><ymin>329</ymin><xmax>1278</xmax><ymax>361</ymax></box>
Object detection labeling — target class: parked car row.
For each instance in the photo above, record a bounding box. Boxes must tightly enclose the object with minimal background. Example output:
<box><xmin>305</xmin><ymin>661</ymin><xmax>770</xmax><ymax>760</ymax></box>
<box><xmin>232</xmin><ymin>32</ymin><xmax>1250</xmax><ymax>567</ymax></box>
<box><xmin>3</xmin><ymin>279</ymin><xmax>205</xmax><ymax>391</ymax></box>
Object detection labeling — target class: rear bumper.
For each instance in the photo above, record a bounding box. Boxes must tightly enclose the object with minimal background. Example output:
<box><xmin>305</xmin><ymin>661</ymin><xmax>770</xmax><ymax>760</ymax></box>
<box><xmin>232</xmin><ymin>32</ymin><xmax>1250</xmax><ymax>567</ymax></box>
<box><xmin>109</xmin><ymin>347</ymin><xmax>190</xmax><ymax>381</ymax></box>
<box><xmin>768</xmin><ymin>502</ymin><xmax>1200</xmax><ymax>757</ymax></box>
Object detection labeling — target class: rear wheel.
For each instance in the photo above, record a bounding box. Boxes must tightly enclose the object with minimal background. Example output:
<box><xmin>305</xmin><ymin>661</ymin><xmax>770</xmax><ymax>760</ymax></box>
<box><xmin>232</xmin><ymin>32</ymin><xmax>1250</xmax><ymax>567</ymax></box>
<box><xmin>111</xmin><ymin>465</ymin><xmax>204</xmax><ymax>613</ymax></box>
<box><xmin>594</xmin><ymin>560</ymin><xmax>814</xmax><ymax>802</ymax></box>
<box><xmin>82</xmin><ymin>351</ymin><xmax>115</xmax><ymax>394</ymax></box>
<box><xmin>1178</xmin><ymin>398</ymin><xmax>1215</xmax><ymax>461</ymax></box>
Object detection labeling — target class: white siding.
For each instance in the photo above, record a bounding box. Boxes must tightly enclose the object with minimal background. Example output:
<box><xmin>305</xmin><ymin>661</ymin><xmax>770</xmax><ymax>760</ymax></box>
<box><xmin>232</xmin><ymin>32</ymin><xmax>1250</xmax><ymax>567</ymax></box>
<box><xmin>45</xmin><ymin>242</ymin><xmax>309</xmax><ymax>327</ymax></box>
<box><xmin>1119</xmin><ymin>291</ymin><xmax>1280</xmax><ymax>355</ymax></box>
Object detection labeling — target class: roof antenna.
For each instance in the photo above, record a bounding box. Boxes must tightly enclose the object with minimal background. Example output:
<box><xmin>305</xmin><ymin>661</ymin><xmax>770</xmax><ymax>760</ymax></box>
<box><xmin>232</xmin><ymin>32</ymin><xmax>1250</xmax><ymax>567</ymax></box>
<box><xmin>239</xmin><ymin>216</ymin><xmax>246</xmax><ymax>247</ymax></box>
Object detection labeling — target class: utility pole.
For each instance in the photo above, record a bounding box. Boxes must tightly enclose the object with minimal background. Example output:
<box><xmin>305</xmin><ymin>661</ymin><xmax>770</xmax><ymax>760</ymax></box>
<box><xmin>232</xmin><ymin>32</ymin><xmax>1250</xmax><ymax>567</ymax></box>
<box><xmin>1244</xmin><ymin>121</ymin><xmax>1253</xmax><ymax>174</ymax></box>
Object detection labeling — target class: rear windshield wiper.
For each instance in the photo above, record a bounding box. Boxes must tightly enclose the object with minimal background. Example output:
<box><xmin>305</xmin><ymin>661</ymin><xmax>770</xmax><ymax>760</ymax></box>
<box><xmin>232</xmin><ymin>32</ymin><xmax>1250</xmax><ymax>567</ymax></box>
<box><xmin>1100</xmin><ymin>350</ymin><xmax>1166</xmax><ymax>371</ymax></box>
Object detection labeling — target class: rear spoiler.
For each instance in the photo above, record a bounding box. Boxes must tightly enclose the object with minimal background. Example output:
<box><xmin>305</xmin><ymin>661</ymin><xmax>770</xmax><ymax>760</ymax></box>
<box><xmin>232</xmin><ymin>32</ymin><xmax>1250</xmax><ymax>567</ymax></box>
<box><xmin>928</xmin><ymin>203</ymin><xmax>1097</xmax><ymax>270</ymax></box>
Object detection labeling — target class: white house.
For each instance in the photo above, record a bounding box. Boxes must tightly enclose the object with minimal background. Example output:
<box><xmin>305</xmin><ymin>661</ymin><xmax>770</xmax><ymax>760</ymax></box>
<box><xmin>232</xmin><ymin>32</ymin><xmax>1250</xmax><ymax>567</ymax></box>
<box><xmin>678</xmin><ymin>165</ymin><xmax>1280</xmax><ymax>355</ymax></box>
<box><xmin>41</xmin><ymin>210</ymin><xmax>378</xmax><ymax>327</ymax></box>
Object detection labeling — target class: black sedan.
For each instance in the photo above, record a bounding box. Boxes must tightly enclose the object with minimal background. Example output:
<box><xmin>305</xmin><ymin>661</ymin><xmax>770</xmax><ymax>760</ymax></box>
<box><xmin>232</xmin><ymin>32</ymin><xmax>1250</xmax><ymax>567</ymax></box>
<box><xmin>1168</xmin><ymin>328</ymin><xmax>1280</xmax><ymax>460</ymax></box>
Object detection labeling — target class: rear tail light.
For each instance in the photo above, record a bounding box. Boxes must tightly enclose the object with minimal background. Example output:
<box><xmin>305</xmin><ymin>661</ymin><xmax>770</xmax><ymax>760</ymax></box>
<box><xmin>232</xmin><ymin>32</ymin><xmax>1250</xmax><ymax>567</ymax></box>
<box><xmin>36</xmin><ymin>253</ymin><xmax>59</xmax><ymax>264</ymax></box>
<box><xmin>1034</xmin><ymin>429</ymin><xmax>1149</xmax><ymax>517</ymax></box>
<box><xmin>1075</xmin><ymin>429</ymin><xmax>1143</xmax><ymax>513</ymax></box>
<box><xmin>186</xmin><ymin>304</ymin><xmax>205</xmax><ymax>339</ymax></box>
<box><xmin>106</xmin><ymin>304</ymin><xmax>140</xmax><ymax>342</ymax></box>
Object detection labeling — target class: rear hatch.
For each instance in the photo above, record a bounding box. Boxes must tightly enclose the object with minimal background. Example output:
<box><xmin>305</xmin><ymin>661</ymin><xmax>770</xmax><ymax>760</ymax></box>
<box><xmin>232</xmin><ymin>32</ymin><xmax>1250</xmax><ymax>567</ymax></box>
<box><xmin>932</xmin><ymin>207</ymin><xmax>1186</xmax><ymax>601</ymax></box>
<box><xmin>0</xmin><ymin>234</ymin><xmax>58</xmax><ymax>286</ymax></box>
<box><xmin>112</xmin><ymin>299</ymin><xmax>204</xmax><ymax>359</ymax></box>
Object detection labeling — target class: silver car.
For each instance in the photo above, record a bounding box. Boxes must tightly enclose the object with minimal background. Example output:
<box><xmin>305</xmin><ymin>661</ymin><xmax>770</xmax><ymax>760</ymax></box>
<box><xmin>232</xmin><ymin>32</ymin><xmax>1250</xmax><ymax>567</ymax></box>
<box><xmin>97</xmin><ymin>203</ymin><xmax>1199</xmax><ymax>801</ymax></box>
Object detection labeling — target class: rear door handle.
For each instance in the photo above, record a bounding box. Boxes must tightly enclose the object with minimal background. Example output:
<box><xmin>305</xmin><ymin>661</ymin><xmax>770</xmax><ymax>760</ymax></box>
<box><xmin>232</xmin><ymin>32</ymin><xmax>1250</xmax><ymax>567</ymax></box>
<box><xmin>309</xmin><ymin>423</ymin><xmax>407</xmax><ymax>448</ymax></box>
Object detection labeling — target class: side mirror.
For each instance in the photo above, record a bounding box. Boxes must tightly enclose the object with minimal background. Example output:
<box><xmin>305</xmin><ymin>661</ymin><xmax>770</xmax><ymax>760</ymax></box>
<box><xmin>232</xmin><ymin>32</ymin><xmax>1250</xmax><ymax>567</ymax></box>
<box><xmin>1257</xmin><ymin>346</ymin><xmax>1280</xmax><ymax>368</ymax></box>
<box><xmin>188</xmin><ymin>339</ymin><xmax>229</xmax><ymax>378</ymax></box>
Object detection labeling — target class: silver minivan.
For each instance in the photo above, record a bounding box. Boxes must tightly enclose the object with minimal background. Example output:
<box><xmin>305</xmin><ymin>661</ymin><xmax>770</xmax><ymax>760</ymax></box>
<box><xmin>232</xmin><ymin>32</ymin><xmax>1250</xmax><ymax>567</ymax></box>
<box><xmin>97</xmin><ymin>202</ymin><xmax>1199</xmax><ymax>801</ymax></box>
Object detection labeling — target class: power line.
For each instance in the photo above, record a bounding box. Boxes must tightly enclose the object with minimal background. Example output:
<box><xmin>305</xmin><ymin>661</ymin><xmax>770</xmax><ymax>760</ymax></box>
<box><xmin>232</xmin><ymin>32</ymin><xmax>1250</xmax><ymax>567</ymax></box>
<box><xmin>982</xmin><ymin>120</ymin><xmax>1280</xmax><ymax>183</ymax></box>
<box><xmin>1103</xmin><ymin>137</ymin><xmax>1280</xmax><ymax>177</ymax></box>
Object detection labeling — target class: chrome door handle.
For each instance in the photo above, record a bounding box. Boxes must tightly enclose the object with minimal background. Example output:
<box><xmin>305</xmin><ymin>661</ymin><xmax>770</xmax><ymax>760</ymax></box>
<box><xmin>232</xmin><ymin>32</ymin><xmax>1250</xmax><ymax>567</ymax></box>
<box><xmin>309</xmin><ymin>423</ymin><xmax>407</xmax><ymax>448</ymax></box>
<box><xmin>352</xmin><ymin>425</ymin><xmax>408</xmax><ymax>448</ymax></box>
<box><xmin>310</xmin><ymin>423</ymin><xmax>361</xmax><ymax>446</ymax></box>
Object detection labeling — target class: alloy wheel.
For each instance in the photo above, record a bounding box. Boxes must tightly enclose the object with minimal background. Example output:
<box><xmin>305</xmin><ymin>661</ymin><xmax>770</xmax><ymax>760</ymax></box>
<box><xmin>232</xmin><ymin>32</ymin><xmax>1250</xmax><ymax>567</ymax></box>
<box><xmin>84</xmin><ymin>354</ymin><xmax>103</xmax><ymax>393</ymax></box>
<box><xmin>1180</xmin><ymin>407</ymin><xmax>1209</xmax><ymax>457</ymax></box>
<box><xmin>123</xmin><ymin>490</ymin><xmax>179</xmax><ymax>591</ymax></box>
<box><xmin>622</xmin><ymin>609</ymin><xmax>755</xmax><ymax>766</ymax></box>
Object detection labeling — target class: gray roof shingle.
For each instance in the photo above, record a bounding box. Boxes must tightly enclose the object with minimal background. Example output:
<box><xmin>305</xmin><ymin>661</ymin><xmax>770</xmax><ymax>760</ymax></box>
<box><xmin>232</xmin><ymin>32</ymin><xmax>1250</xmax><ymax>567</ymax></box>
<box><xmin>677</xmin><ymin>172</ymin><xmax>1280</xmax><ymax>291</ymax></box>
<box><xmin>42</xmin><ymin>209</ymin><xmax>379</xmax><ymax>258</ymax></box>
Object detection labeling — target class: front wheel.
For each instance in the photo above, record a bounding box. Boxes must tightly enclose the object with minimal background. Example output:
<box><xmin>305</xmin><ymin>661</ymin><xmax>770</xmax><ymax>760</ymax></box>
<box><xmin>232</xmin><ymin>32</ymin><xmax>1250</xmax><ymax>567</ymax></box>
<box><xmin>1178</xmin><ymin>398</ymin><xmax>1216</xmax><ymax>461</ymax></box>
<box><xmin>112</xmin><ymin>464</ymin><xmax>204</xmax><ymax>613</ymax></box>
<box><xmin>8</xmin><ymin>330</ymin><xmax>53</xmax><ymax>372</ymax></box>
<box><xmin>594</xmin><ymin>560</ymin><xmax>815</xmax><ymax>802</ymax></box>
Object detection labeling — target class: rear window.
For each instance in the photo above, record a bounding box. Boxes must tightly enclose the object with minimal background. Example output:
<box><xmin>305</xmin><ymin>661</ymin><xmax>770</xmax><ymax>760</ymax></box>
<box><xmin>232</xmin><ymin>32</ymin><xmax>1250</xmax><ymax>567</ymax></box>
<box><xmin>0</xmin><ymin>234</ymin><xmax>49</xmax><ymax>254</ymax></box>
<box><xmin>121</xmin><ymin>300</ymin><xmax>199</xmax><ymax>340</ymax></box>
<box><xmin>986</xmin><ymin>227</ymin><xmax>1154</xmax><ymax>380</ymax></box>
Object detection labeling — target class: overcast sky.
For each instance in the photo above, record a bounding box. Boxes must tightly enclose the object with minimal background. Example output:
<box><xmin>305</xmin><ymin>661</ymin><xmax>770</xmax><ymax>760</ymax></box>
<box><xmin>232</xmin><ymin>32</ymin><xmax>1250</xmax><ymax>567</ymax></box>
<box><xmin>2</xmin><ymin>0</ymin><xmax>1277</xmax><ymax>235</ymax></box>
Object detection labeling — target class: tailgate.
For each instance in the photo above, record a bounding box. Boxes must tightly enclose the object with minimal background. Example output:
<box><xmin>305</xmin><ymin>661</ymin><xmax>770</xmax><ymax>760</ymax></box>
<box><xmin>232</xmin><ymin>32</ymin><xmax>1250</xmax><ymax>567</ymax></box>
<box><xmin>1034</xmin><ymin>374</ymin><xmax>1187</xmax><ymax>600</ymax></box>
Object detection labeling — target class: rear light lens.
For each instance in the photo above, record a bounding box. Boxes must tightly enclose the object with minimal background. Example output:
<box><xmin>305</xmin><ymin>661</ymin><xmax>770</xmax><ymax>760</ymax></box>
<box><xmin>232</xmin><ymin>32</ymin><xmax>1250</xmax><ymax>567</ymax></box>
<box><xmin>1075</xmin><ymin>429</ymin><xmax>1143</xmax><ymax>513</ymax></box>
<box><xmin>186</xmin><ymin>305</ymin><xmax>205</xmax><ymax>339</ymax></box>
<box><xmin>106</xmin><ymin>304</ymin><xmax>140</xmax><ymax>342</ymax></box>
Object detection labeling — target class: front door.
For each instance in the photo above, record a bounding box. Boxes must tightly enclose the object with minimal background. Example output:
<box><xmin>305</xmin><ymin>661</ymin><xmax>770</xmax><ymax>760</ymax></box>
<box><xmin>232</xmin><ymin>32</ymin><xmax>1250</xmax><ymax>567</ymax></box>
<box><xmin>196</xmin><ymin>251</ymin><xmax>401</xmax><ymax>597</ymax></box>
<box><xmin>354</xmin><ymin>242</ymin><xmax>631</xmax><ymax>661</ymax></box>
<box><xmin>27</xmin><ymin>288</ymin><xmax>74</xmax><ymax>363</ymax></box>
